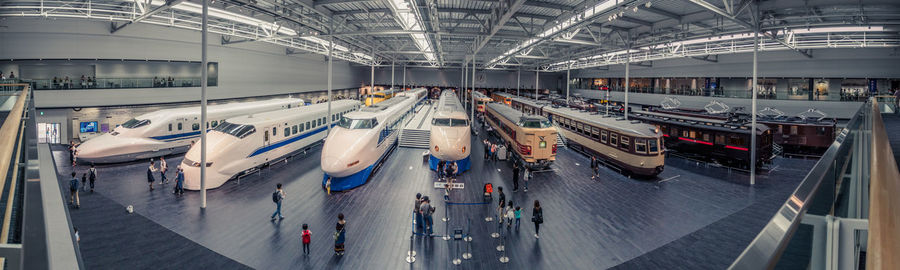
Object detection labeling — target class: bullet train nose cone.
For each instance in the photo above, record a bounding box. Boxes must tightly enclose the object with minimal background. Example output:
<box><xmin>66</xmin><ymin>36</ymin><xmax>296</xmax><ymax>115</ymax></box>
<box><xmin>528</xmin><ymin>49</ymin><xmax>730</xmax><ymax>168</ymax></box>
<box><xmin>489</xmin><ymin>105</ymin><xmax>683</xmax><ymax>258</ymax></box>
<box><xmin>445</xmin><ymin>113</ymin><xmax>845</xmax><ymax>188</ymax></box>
<box><xmin>321</xmin><ymin>155</ymin><xmax>352</xmax><ymax>177</ymax></box>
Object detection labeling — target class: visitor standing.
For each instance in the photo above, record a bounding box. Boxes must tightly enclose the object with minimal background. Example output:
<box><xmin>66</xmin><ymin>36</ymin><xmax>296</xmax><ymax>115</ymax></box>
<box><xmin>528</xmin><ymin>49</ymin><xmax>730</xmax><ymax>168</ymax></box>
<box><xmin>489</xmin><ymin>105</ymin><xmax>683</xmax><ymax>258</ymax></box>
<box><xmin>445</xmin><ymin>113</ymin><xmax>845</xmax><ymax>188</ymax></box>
<box><xmin>88</xmin><ymin>164</ymin><xmax>97</xmax><ymax>193</ymax></box>
<box><xmin>173</xmin><ymin>166</ymin><xmax>185</xmax><ymax>195</ymax></box>
<box><xmin>506</xmin><ymin>200</ymin><xmax>514</xmax><ymax>230</ymax></box>
<box><xmin>514</xmin><ymin>206</ymin><xmax>522</xmax><ymax>231</ymax></box>
<box><xmin>334</xmin><ymin>213</ymin><xmax>346</xmax><ymax>255</ymax></box>
<box><xmin>523</xmin><ymin>168</ymin><xmax>530</xmax><ymax>192</ymax></box>
<box><xmin>420</xmin><ymin>197</ymin><xmax>434</xmax><ymax>235</ymax></box>
<box><xmin>512</xmin><ymin>162</ymin><xmax>520</xmax><ymax>192</ymax></box>
<box><xmin>414</xmin><ymin>193</ymin><xmax>424</xmax><ymax>233</ymax></box>
<box><xmin>270</xmin><ymin>183</ymin><xmax>285</xmax><ymax>220</ymax></box>
<box><xmin>81</xmin><ymin>173</ymin><xmax>87</xmax><ymax>192</ymax></box>
<box><xmin>146</xmin><ymin>161</ymin><xmax>157</xmax><ymax>191</ymax></box>
<box><xmin>301</xmin><ymin>224</ymin><xmax>311</xmax><ymax>256</ymax></box>
<box><xmin>590</xmin><ymin>156</ymin><xmax>599</xmax><ymax>180</ymax></box>
<box><xmin>497</xmin><ymin>187</ymin><xmax>506</xmax><ymax>228</ymax></box>
<box><xmin>69</xmin><ymin>172</ymin><xmax>80</xmax><ymax>208</ymax></box>
<box><xmin>159</xmin><ymin>158</ymin><xmax>168</xmax><ymax>184</ymax></box>
<box><xmin>532</xmin><ymin>200</ymin><xmax>543</xmax><ymax>238</ymax></box>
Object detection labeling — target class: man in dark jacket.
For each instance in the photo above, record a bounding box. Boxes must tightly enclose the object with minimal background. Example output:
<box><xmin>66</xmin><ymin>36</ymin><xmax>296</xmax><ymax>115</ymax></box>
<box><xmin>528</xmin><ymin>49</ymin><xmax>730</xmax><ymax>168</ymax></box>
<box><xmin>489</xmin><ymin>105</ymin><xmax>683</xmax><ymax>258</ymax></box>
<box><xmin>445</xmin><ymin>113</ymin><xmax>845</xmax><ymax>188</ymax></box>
<box><xmin>512</xmin><ymin>162</ymin><xmax>520</xmax><ymax>192</ymax></box>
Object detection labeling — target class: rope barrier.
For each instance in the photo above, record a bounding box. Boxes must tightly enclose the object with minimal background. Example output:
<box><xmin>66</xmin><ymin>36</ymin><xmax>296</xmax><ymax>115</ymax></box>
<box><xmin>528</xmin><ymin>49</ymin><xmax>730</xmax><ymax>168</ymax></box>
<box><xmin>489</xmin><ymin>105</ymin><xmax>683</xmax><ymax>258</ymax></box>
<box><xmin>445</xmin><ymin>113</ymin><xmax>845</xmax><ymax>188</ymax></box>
<box><xmin>446</xmin><ymin>201</ymin><xmax>491</xmax><ymax>205</ymax></box>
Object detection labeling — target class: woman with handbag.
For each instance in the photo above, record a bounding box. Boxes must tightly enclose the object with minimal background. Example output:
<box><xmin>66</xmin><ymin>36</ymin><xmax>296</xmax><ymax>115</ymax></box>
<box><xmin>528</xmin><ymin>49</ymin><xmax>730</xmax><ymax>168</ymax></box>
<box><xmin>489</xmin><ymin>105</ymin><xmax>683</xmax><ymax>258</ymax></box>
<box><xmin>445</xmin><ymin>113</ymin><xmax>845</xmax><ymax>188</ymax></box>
<box><xmin>334</xmin><ymin>213</ymin><xmax>346</xmax><ymax>255</ymax></box>
<box><xmin>532</xmin><ymin>200</ymin><xmax>543</xmax><ymax>238</ymax></box>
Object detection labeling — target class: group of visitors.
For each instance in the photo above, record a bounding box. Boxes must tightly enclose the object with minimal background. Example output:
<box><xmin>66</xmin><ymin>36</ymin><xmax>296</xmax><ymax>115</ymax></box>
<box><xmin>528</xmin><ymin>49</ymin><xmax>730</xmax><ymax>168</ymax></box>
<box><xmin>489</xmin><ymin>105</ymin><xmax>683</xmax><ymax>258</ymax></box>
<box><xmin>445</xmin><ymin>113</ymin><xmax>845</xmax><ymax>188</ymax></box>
<box><xmin>52</xmin><ymin>75</ymin><xmax>97</xmax><ymax>89</ymax></box>
<box><xmin>145</xmin><ymin>158</ymin><xmax>185</xmax><ymax>194</ymax></box>
<box><xmin>435</xmin><ymin>160</ymin><xmax>458</xmax><ymax>181</ymax></box>
<box><xmin>68</xmin><ymin>141</ymin><xmax>80</xmax><ymax>167</ymax></box>
<box><xmin>267</xmin><ymin>183</ymin><xmax>347</xmax><ymax>256</ymax></box>
<box><xmin>0</xmin><ymin>71</ymin><xmax>14</xmax><ymax>79</ymax></box>
<box><xmin>153</xmin><ymin>76</ymin><xmax>178</xmax><ymax>88</ymax></box>
<box><xmin>68</xmin><ymin>164</ymin><xmax>99</xmax><ymax>209</ymax></box>
<box><xmin>493</xmin><ymin>186</ymin><xmax>544</xmax><ymax>238</ymax></box>
<box><xmin>483</xmin><ymin>139</ymin><xmax>505</xmax><ymax>161</ymax></box>
<box><xmin>414</xmin><ymin>193</ymin><xmax>436</xmax><ymax>236</ymax></box>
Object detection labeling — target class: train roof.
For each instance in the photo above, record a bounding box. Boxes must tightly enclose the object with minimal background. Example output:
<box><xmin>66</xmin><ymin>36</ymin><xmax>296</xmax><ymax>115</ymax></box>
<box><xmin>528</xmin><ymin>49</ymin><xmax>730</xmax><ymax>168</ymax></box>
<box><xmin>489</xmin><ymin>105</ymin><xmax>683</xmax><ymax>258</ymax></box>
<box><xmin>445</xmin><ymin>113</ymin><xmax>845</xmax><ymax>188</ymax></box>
<box><xmin>434</xmin><ymin>91</ymin><xmax>467</xmax><ymax>119</ymax></box>
<box><xmin>226</xmin><ymin>100</ymin><xmax>359</xmax><ymax>126</ymax></box>
<box><xmin>138</xmin><ymin>98</ymin><xmax>303</xmax><ymax>119</ymax></box>
<box><xmin>538</xmin><ymin>102</ymin><xmax>659</xmax><ymax>137</ymax></box>
<box><xmin>473</xmin><ymin>91</ymin><xmax>490</xmax><ymax>100</ymax></box>
<box><xmin>631</xmin><ymin>110</ymin><xmax>769</xmax><ymax>134</ymax></box>
<box><xmin>493</xmin><ymin>92</ymin><xmax>515</xmax><ymax>99</ymax></box>
<box><xmin>487</xmin><ymin>102</ymin><xmax>549</xmax><ymax>123</ymax></box>
<box><xmin>360</xmin><ymin>96</ymin><xmax>409</xmax><ymax>112</ymax></box>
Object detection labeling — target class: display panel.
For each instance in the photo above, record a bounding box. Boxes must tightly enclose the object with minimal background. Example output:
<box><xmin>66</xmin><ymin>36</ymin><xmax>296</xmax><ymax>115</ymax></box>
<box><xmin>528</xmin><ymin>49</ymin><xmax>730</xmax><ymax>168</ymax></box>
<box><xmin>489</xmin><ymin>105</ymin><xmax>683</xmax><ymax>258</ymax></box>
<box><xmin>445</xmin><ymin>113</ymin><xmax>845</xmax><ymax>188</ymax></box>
<box><xmin>80</xmin><ymin>121</ymin><xmax>98</xmax><ymax>133</ymax></box>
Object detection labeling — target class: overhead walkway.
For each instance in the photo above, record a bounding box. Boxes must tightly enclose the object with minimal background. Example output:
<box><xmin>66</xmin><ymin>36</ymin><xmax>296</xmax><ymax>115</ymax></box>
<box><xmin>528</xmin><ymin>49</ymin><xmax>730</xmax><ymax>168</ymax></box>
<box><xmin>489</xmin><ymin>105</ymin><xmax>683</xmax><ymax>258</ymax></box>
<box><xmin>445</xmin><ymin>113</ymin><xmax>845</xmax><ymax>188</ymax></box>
<box><xmin>730</xmin><ymin>97</ymin><xmax>900</xmax><ymax>270</ymax></box>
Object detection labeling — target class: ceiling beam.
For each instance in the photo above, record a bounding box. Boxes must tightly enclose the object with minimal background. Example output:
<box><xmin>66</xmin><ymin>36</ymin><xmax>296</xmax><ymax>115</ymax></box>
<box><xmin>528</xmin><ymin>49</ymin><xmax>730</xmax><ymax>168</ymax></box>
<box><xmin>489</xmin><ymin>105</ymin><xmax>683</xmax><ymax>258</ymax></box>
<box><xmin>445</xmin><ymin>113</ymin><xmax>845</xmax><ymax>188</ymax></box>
<box><xmin>474</xmin><ymin>0</ymin><xmax>527</xmax><ymax>55</ymax></box>
<box><xmin>684</xmin><ymin>0</ymin><xmax>812</xmax><ymax>58</ymax></box>
<box><xmin>111</xmin><ymin>0</ymin><xmax>185</xmax><ymax>33</ymax></box>
<box><xmin>616</xmin><ymin>16</ymin><xmax>654</xmax><ymax>27</ymax></box>
<box><xmin>333</xmin><ymin>8</ymin><xmax>391</xmax><ymax>16</ymax></box>
<box><xmin>313</xmin><ymin>0</ymin><xmax>373</xmax><ymax>7</ymax></box>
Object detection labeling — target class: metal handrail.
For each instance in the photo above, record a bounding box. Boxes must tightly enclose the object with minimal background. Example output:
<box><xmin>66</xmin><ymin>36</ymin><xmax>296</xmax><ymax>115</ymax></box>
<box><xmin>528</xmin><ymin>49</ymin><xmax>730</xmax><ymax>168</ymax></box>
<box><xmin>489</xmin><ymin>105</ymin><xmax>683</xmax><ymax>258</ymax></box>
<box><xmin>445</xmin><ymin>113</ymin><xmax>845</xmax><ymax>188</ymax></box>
<box><xmin>866</xmin><ymin>100</ymin><xmax>900</xmax><ymax>269</ymax></box>
<box><xmin>0</xmin><ymin>84</ymin><xmax>29</xmax><ymax>240</ymax></box>
<box><xmin>729</xmin><ymin>100</ymin><xmax>866</xmax><ymax>269</ymax></box>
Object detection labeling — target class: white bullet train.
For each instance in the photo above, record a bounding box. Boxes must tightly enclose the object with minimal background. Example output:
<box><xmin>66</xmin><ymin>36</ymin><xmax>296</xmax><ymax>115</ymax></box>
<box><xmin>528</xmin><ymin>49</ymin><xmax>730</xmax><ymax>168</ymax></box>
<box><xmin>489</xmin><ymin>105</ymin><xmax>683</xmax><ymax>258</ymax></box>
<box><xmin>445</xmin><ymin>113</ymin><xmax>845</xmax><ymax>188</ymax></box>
<box><xmin>321</xmin><ymin>88</ymin><xmax>427</xmax><ymax>191</ymax></box>
<box><xmin>76</xmin><ymin>98</ymin><xmax>304</xmax><ymax>163</ymax></box>
<box><xmin>181</xmin><ymin>100</ymin><xmax>360</xmax><ymax>190</ymax></box>
<box><xmin>429</xmin><ymin>90</ymin><xmax>471</xmax><ymax>174</ymax></box>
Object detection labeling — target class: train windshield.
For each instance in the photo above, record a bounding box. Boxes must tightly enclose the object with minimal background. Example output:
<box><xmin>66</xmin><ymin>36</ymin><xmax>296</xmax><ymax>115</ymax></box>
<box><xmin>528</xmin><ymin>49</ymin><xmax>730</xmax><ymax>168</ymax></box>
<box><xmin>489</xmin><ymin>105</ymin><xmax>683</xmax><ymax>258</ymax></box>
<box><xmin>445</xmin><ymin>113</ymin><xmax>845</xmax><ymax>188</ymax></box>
<box><xmin>433</xmin><ymin>118</ymin><xmax>468</xmax><ymax>127</ymax></box>
<box><xmin>519</xmin><ymin>119</ymin><xmax>552</xmax><ymax>128</ymax></box>
<box><xmin>338</xmin><ymin>117</ymin><xmax>374</xmax><ymax>129</ymax></box>
<box><xmin>121</xmin><ymin>118</ymin><xmax>151</xmax><ymax>129</ymax></box>
<box><xmin>214</xmin><ymin>121</ymin><xmax>256</xmax><ymax>139</ymax></box>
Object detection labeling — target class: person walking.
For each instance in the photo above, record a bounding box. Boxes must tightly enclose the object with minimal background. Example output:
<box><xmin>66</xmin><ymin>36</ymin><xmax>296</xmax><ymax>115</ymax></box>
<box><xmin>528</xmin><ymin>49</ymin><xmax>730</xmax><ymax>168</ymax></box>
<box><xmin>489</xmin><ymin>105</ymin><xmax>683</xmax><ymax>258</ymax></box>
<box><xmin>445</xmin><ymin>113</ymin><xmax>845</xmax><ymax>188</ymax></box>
<box><xmin>496</xmin><ymin>187</ymin><xmax>506</xmax><ymax>228</ymax></box>
<box><xmin>270</xmin><ymin>183</ymin><xmax>286</xmax><ymax>220</ymax></box>
<box><xmin>88</xmin><ymin>164</ymin><xmax>97</xmax><ymax>193</ymax></box>
<box><xmin>146</xmin><ymin>161</ymin><xmax>157</xmax><ymax>191</ymax></box>
<box><xmin>159</xmin><ymin>158</ymin><xmax>169</xmax><ymax>184</ymax></box>
<box><xmin>301</xmin><ymin>224</ymin><xmax>311</xmax><ymax>256</ymax></box>
<box><xmin>420</xmin><ymin>197</ymin><xmax>434</xmax><ymax>236</ymax></box>
<box><xmin>483</xmin><ymin>140</ymin><xmax>491</xmax><ymax>160</ymax></box>
<box><xmin>532</xmin><ymin>200</ymin><xmax>543</xmax><ymax>238</ymax></box>
<box><xmin>514</xmin><ymin>206</ymin><xmax>522</xmax><ymax>231</ymax></box>
<box><xmin>414</xmin><ymin>193</ymin><xmax>424</xmax><ymax>233</ymax></box>
<box><xmin>334</xmin><ymin>213</ymin><xmax>346</xmax><ymax>255</ymax></box>
<box><xmin>506</xmin><ymin>200</ymin><xmax>514</xmax><ymax>230</ymax></box>
<box><xmin>523</xmin><ymin>168</ymin><xmax>530</xmax><ymax>192</ymax></box>
<box><xmin>69</xmin><ymin>172</ymin><xmax>80</xmax><ymax>208</ymax></box>
<box><xmin>590</xmin><ymin>156</ymin><xmax>599</xmax><ymax>180</ymax></box>
<box><xmin>173</xmin><ymin>166</ymin><xmax>185</xmax><ymax>195</ymax></box>
<box><xmin>490</xmin><ymin>143</ymin><xmax>498</xmax><ymax>161</ymax></box>
<box><xmin>512</xmin><ymin>162</ymin><xmax>520</xmax><ymax>192</ymax></box>
<box><xmin>437</xmin><ymin>160</ymin><xmax>445</xmax><ymax>181</ymax></box>
<box><xmin>81</xmin><ymin>173</ymin><xmax>88</xmax><ymax>192</ymax></box>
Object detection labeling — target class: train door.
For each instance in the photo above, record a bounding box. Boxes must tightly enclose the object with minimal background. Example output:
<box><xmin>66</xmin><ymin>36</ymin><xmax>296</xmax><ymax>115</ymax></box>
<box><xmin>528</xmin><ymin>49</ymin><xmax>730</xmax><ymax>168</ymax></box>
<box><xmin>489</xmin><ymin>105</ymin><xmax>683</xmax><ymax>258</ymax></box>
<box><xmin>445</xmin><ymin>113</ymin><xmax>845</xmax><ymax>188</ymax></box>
<box><xmin>263</xmin><ymin>127</ymin><xmax>270</xmax><ymax>147</ymax></box>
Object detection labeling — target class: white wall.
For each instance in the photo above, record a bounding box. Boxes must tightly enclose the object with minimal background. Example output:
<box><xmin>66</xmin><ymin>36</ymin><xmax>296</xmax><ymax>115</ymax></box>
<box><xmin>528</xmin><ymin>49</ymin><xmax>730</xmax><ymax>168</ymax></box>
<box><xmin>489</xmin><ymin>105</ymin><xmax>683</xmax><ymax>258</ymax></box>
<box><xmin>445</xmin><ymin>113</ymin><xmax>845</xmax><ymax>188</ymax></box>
<box><xmin>0</xmin><ymin>17</ymin><xmax>363</xmax><ymax>108</ymax></box>
<box><xmin>570</xmin><ymin>48</ymin><xmax>900</xmax><ymax>78</ymax></box>
<box><xmin>368</xmin><ymin>67</ymin><xmax>563</xmax><ymax>90</ymax></box>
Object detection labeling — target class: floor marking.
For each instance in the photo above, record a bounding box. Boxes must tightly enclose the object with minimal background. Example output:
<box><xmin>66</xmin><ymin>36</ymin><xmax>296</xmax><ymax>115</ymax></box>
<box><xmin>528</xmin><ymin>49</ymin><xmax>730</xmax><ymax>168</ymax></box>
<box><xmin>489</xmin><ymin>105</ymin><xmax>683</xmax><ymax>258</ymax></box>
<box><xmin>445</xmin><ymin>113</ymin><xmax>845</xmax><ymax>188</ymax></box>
<box><xmin>575</xmin><ymin>163</ymin><xmax>580</xmax><ymax>166</ymax></box>
<box><xmin>497</xmin><ymin>169</ymin><xmax>501</xmax><ymax>172</ymax></box>
<box><xmin>658</xmin><ymin>175</ymin><xmax>681</xmax><ymax>183</ymax></box>
<box><xmin>434</xmin><ymin>182</ymin><xmax>464</xmax><ymax>189</ymax></box>
<box><xmin>768</xmin><ymin>165</ymin><xmax>780</xmax><ymax>172</ymax></box>
<box><xmin>409</xmin><ymin>166</ymin><xmax>413</xmax><ymax>170</ymax></box>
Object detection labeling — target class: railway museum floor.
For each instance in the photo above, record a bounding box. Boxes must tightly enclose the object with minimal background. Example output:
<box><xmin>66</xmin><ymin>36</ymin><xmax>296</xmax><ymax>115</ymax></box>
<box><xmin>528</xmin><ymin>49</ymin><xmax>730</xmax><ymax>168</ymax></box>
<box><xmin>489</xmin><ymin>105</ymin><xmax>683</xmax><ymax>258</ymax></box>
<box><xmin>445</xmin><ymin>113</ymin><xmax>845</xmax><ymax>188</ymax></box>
<box><xmin>51</xmin><ymin>132</ymin><xmax>817</xmax><ymax>269</ymax></box>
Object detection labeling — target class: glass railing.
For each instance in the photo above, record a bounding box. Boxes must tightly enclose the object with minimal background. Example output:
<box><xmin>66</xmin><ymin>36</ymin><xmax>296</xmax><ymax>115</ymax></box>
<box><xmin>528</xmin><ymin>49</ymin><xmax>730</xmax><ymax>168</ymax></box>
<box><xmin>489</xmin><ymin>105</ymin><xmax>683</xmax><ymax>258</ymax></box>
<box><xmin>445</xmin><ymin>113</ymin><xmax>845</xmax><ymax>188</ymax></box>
<box><xmin>572</xmin><ymin>86</ymin><xmax>879</xmax><ymax>102</ymax></box>
<box><xmin>22</xmin><ymin>77</ymin><xmax>216</xmax><ymax>90</ymax></box>
<box><xmin>0</xmin><ymin>83</ymin><xmax>30</xmax><ymax>269</ymax></box>
<box><xmin>730</xmin><ymin>97</ymin><xmax>899</xmax><ymax>269</ymax></box>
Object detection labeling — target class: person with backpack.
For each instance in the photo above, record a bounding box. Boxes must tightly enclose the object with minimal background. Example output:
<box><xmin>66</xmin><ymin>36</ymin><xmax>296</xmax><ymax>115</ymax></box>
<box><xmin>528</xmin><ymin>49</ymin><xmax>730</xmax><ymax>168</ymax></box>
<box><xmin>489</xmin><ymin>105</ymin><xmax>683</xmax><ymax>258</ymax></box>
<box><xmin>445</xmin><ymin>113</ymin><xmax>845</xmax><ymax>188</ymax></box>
<box><xmin>506</xmin><ymin>200</ymin><xmax>514</xmax><ymax>230</ymax></box>
<box><xmin>147</xmin><ymin>161</ymin><xmax>157</xmax><ymax>191</ymax></box>
<box><xmin>301</xmin><ymin>224</ymin><xmax>311</xmax><ymax>256</ymax></box>
<box><xmin>414</xmin><ymin>193</ymin><xmax>424</xmax><ymax>233</ymax></box>
<box><xmin>88</xmin><ymin>164</ymin><xmax>97</xmax><ymax>193</ymax></box>
<box><xmin>334</xmin><ymin>213</ymin><xmax>346</xmax><ymax>255</ymax></box>
<box><xmin>270</xmin><ymin>183</ymin><xmax>285</xmax><ymax>220</ymax></box>
<box><xmin>532</xmin><ymin>200</ymin><xmax>543</xmax><ymax>238</ymax></box>
<box><xmin>419</xmin><ymin>196</ymin><xmax>434</xmax><ymax>236</ymax></box>
<box><xmin>514</xmin><ymin>206</ymin><xmax>522</xmax><ymax>231</ymax></box>
<box><xmin>69</xmin><ymin>172</ymin><xmax>80</xmax><ymax>208</ymax></box>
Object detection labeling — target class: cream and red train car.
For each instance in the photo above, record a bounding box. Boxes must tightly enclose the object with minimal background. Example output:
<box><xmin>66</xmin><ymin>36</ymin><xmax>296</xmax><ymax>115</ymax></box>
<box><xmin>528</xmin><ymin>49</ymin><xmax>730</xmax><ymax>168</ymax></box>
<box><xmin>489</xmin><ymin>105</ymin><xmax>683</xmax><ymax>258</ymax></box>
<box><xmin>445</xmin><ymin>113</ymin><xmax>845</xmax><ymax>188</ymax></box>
<box><xmin>484</xmin><ymin>103</ymin><xmax>557</xmax><ymax>169</ymax></box>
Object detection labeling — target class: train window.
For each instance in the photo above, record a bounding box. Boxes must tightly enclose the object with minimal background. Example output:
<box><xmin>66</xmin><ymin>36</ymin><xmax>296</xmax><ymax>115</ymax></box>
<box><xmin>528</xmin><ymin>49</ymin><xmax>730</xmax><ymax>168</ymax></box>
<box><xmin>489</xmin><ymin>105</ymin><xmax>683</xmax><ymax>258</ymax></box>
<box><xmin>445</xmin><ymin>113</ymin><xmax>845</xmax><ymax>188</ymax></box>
<box><xmin>284</xmin><ymin>127</ymin><xmax>290</xmax><ymax>136</ymax></box>
<box><xmin>715</xmin><ymin>135</ymin><xmax>725</xmax><ymax>145</ymax></box>
<box><xmin>790</xmin><ymin>125</ymin><xmax>798</xmax><ymax>135</ymax></box>
<box><xmin>728</xmin><ymin>136</ymin><xmax>745</xmax><ymax>147</ymax></box>
<box><xmin>215</xmin><ymin>121</ymin><xmax>255</xmax><ymax>139</ymax></box>
<box><xmin>635</xmin><ymin>139</ymin><xmax>647</xmax><ymax>154</ymax></box>
<box><xmin>178</xmin><ymin>123</ymin><xmax>183</xmax><ymax>130</ymax></box>
<box><xmin>122</xmin><ymin>118</ymin><xmax>151</xmax><ymax>129</ymax></box>
<box><xmin>292</xmin><ymin>125</ymin><xmax>298</xmax><ymax>134</ymax></box>
<box><xmin>591</xmin><ymin>127</ymin><xmax>599</xmax><ymax>140</ymax></box>
<box><xmin>601</xmin><ymin>130</ymin><xmax>608</xmax><ymax>143</ymax></box>
<box><xmin>817</xmin><ymin>127</ymin><xmax>826</xmax><ymax>135</ymax></box>
<box><xmin>192</xmin><ymin>123</ymin><xmax>200</xmax><ymax>131</ymax></box>
<box><xmin>433</xmin><ymin>118</ymin><xmax>451</xmax><ymax>126</ymax></box>
<box><xmin>264</xmin><ymin>130</ymin><xmax>269</xmax><ymax>142</ymax></box>
<box><xmin>212</xmin><ymin>120</ymin><xmax>218</xmax><ymax>128</ymax></box>
<box><xmin>610</xmin><ymin>133</ymin><xmax>618</xmax><ymax>146</ymax></box>
<box><xmin>703</xmin><ymin>133</ymin><xmax>710</xmax><ymax>142</ymax></box>
<box><xmin>620</xmin><ymin>136</ymin><xmax>630</xmax><ymax>150</ymax></box>
<box><xmin>670</xmin><ymin>127</ymin><xmax>678</xmax><ymax>137</ymax></box>
<box><xmin>306</xmin><ymin>122</ymin><xmax>310</xmax><ymax>130</ymax></box>
<box><xmin>300</xmin><ymin>124</ymin><xmax>305</xmax><ymax>132</ymax></box>
<box><xmin>273</xmin><ymin>127</ymin><xmax>277</xmax><ymax>136</ymax></box>
<box><xmin>778</xmin><ymin>125</ymin><xmax>783</xmax><ymax>134</ymax></box>
<box><xmin>575</xmin><ymin>122</ymin><xmax>582</xmax><ymax>133</ymax></box>
<box><xmin>168</xmin><ymin>123</ymin><xmax>172</xmax><ymax>132</ymax></box>
<box><xmin>648</xmin><ymin>139</ymin><xmax>659</xmax><ymax>154</ymax></box>
<box><xmin>682</xmin><ymin>130</ymin><xmax>689</xmax><ymax>138</ymax></box>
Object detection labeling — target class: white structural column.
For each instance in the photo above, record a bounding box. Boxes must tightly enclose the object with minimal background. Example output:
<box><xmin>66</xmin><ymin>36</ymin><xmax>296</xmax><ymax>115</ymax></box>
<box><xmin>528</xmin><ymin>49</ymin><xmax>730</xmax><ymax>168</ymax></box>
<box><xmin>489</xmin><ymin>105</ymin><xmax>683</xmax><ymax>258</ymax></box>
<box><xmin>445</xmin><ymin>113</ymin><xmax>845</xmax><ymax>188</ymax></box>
<box><xmin>200</xmin><ymin>0</ymin><xmax>208</xmax><ymax>209</ymax></box>
<box><xmin>471</xmin><ymin>54</ymin><xmax>475</xmax><ymax>121</ymax></box>
<box><xmin>327</xmin><ymin>36</ymin><xmax>333</xmax><ymax>135</ymax></box>
<box><xmin>402</xmin><ymin>65</ymin><xmax>406</xmax><ymax>91</ymax></box>
<box><xmin>516</xmin><ymin>69</ymin><xmax>520</xmax><ymax>96</ymax></box>
<box><xmin>750</xmin><ymin>22</ymin><xmax>759</xmax><ymax>185</ymax></box>
<box><xmin>370</xmin><ymin>46</ymin><xmax>375</xmax><ymax>103</ymax></box>
<box><xmin>390</xmin><ymin>60</ymin><xmax>395</xmax><ymax>90</ymax></box>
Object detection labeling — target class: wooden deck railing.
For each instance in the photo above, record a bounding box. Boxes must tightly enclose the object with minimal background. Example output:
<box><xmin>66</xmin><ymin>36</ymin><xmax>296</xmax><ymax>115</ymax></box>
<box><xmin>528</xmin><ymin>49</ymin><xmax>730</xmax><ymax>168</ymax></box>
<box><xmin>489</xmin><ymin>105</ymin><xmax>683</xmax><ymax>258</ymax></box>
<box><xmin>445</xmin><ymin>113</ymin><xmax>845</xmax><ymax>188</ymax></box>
<box><xmin>0</xmin><ymin>84</ymin><xmax>29</xmax><ymax>243</ymax></box>
<box><xmin>866</xmin><ymin>100</ymin><xmax>900</xmax><ymax>270</ymax></box>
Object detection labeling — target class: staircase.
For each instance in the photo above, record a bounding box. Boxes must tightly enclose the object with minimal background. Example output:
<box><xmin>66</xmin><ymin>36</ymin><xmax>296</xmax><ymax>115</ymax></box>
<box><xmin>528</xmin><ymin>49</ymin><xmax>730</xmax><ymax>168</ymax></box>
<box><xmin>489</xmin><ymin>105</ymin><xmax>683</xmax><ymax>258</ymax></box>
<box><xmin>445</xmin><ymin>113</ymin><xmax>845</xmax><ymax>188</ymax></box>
<box><xmin>772</xmin><ymin>143</ymin><xmax>783</xmax><ymax>157</ymax></box>
<box><xmin>400</xmin><ymin>129</ymin><xmax>430</xmax><ymax>148</ymax></box>
<box><xmin>556</xmin><ymin>129</ymin><xmax>567</xmax><ymax>148</ymax></box>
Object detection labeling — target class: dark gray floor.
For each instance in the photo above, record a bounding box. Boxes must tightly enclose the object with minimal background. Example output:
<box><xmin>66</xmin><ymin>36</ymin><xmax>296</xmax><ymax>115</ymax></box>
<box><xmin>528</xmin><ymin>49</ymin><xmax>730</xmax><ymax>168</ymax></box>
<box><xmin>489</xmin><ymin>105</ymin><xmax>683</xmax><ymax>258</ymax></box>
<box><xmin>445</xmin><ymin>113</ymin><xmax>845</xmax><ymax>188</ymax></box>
<box><xmin>881</xmin><ymin>113</ymin><xmax>900</xmax><ymax>170</ymax></box>
<box><xmin>54</xmin><ymin>127</ymin><xmax>816</xmax><ymax>269</ymax></box>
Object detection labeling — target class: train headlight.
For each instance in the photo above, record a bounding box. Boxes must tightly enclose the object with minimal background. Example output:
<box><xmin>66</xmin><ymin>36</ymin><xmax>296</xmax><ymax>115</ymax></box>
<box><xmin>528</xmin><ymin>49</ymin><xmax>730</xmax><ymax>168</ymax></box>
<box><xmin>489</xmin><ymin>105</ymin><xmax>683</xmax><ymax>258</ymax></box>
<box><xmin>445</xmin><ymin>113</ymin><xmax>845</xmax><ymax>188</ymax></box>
<box><xmin>434</xmin><ymin>145</ymin><xmax>440</xmax><ymax>152</ymax></box>
<box><xmin>539</xmin><ymin>141</ymin><xmax>547</xmax><ymax>148</ymax></box>
<box><xmin>347</xmin><ymin>160</ymin><xmax>359</xmax><ymax>167</ymax></box>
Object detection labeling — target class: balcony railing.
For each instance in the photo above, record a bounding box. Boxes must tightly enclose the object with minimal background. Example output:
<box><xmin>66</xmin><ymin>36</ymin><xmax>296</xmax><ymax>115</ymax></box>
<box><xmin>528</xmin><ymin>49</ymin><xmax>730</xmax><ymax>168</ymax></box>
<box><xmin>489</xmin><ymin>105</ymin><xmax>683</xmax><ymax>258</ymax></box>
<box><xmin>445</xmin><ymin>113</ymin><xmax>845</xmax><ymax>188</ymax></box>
<box><xmin>21</xmin><ymin>77</ymin><xmax>216</xmax><ymax>90</ymax></box>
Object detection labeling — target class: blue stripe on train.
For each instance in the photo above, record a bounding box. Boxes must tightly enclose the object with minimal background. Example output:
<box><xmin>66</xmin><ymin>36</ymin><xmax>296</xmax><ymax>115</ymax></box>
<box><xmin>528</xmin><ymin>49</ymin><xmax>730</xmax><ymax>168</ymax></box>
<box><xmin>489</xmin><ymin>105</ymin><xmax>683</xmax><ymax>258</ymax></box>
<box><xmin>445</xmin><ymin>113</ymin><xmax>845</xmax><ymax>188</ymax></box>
<box><xmin>428</xmin><ymin>155</ymin><xmax>471</xmax><ymax>174</ymax></box>
<box><xmin>247</xmin><ymin>124</ymin><xmax>335</xmax><ymax>158</ymax></box>
<box><xmin>150</xmin><ymin>131</ymin><xmax>201</xmax><ymax>141</ymax></box>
